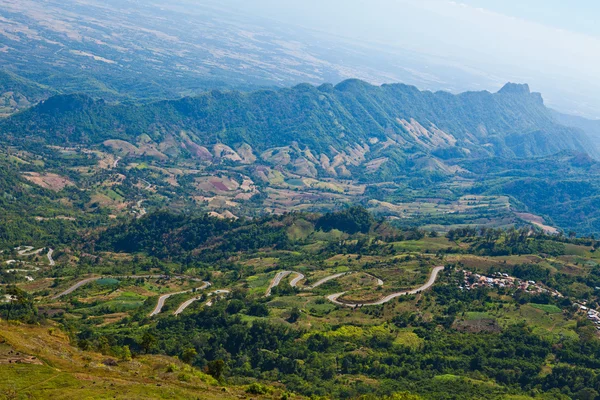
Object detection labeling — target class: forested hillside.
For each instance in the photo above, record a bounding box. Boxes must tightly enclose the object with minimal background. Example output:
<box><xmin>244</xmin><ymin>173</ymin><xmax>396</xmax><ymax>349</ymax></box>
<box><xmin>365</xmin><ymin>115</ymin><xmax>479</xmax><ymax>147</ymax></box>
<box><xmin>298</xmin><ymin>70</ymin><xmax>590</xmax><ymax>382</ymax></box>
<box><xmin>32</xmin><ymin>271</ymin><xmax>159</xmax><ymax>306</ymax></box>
<box><xmin>1</xmin><ymin>81</ymin><xmax>596</xmax><ymax>161</ymax></box>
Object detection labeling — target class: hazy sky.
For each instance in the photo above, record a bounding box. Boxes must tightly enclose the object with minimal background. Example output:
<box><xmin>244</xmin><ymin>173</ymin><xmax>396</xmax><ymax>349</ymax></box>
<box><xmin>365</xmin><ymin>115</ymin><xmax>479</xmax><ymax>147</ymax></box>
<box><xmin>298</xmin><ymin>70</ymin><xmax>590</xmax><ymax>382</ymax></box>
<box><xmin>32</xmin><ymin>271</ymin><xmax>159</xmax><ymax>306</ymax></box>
<box><xmin>211</xmin><ymin>0</ymin><xmax>600</xmax><ymax>117</ymax></box>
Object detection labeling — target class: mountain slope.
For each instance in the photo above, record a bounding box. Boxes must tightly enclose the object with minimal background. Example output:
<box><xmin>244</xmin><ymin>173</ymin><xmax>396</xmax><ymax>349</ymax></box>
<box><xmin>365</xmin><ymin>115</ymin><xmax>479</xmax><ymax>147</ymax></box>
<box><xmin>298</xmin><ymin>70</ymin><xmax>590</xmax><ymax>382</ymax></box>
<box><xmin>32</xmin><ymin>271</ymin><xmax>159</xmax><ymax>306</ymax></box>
<box><xmin>0</xmin><ymin>70</ymin><xmax>56</xmax><ymax>117</ymax></box>
<box><xmin>1</xmin><ymin>81</ymin><xmax>596</xmax><ymax>170</ymax></box>
<box><xmin>552</xmin><ymin>110</ymin><xmax>600</xmax><ymax>152</ymax></box>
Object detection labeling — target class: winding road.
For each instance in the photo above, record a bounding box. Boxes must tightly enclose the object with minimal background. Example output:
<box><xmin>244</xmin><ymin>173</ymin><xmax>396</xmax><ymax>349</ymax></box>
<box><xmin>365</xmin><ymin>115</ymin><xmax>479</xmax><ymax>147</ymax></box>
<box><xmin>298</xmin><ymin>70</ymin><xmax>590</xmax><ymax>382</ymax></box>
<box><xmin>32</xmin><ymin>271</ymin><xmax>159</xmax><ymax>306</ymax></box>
<box><xmin>147</xmin><ymin>281</ymin><xmax>213</xmax><ymax>316</ymax></box>
<box><xmin>289</xmin><ymin>272</ymin><xmax>305</xmax><ymax>288</ymax></box>
<box><xmin>266</xmin><ymin>271</ymin><xmax>292</xmax><ymax>296</ymax></box>
<box><xmin>47</xmin><ymin>249</ymin><xmax>55</xmax><ymax>266</ymax></box>
<box><xmin>266</xmin><ymin>270</ymin><xmax>384</xmax><ymax>297</ymax></box>
<box><xmin>52</xmin><ymin>275</ymin><xmax>209</xmax><ymax>300</ymax></box>
<box><xmin>16</xmin><ymin>246</ymin><xmax>44</xmax><ymax>256</ymax></box>
<box><xmin>327</xmin><ymin>266</ymin><xmax>445</xmax><ymax>308</ymax></box>
<box><xmin>50</xmin><ymin>266</ymin><xmax>444</xmax><ymax>315</ymax></box>
<box><xmin>309</xmin><ymin>272</ymin><xmax>350</xmax><ymax>289</ymax></box>
<box><xmin>148</xmin><ymin>281</ymin><xmax>211</xmax><ymax>316</ymax></box>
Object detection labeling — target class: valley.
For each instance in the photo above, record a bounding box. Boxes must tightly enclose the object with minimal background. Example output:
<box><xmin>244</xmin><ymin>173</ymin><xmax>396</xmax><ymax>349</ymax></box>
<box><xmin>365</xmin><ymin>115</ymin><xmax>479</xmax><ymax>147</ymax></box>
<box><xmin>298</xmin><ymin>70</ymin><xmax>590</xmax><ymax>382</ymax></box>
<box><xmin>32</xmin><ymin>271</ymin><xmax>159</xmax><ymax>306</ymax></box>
<box><xmin>2</xmin><ymin>0</ymin><xmax>600</xmax><ymax>398</ymax></box>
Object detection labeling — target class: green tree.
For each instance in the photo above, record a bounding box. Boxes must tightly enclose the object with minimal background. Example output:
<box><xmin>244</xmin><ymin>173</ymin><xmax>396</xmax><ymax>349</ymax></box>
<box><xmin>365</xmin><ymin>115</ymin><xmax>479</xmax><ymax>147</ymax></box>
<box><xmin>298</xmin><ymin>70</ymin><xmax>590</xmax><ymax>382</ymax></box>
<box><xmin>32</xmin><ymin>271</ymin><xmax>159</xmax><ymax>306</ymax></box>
<box><xmin>181</xmin><ymin>347</ymin><xmax>198</xmax><ymax>364</ymax></box>
<box><xmin>289</xmin><ymin>307</ymin><xmax>301</xmax><ymax>323</ymax></box>
<box><xmin>121</xmin><ymin>345</ymin><xmax>132</xmax><ymax>362</ymax></box>
<box><xmin>141</xmin><ymin>332</ymin><xmax>157</xmax><ymax>354</ymax></box>
<box><xmin>206</xmin><ymin>359</ymin><xmax>225</xmax><ymax>381</ymax></box>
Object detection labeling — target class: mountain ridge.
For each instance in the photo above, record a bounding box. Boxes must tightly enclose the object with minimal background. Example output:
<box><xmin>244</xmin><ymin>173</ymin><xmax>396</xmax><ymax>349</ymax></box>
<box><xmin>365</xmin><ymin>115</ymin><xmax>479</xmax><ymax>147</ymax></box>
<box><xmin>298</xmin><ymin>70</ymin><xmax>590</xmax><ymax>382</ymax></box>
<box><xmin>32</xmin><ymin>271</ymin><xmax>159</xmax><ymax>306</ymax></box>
<box><xmin>1</xmin><ymin>80</ymin><xmax>597</xmax><ymax>176</ymax></box>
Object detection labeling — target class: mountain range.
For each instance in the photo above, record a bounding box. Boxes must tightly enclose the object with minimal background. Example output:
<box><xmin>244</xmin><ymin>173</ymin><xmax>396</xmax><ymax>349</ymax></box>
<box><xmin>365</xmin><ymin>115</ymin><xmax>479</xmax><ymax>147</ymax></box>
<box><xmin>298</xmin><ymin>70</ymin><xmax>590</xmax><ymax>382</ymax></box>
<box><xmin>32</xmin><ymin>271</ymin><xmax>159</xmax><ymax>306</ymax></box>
<box><xmin>1</xmin><ymin>79</ymin><xmax>600</xmax><ymax>235</ymax></box>
<box><xmin>2</xmin><ymin>80</ymin><xmax>598</xmax><ymax>182</ymax></box>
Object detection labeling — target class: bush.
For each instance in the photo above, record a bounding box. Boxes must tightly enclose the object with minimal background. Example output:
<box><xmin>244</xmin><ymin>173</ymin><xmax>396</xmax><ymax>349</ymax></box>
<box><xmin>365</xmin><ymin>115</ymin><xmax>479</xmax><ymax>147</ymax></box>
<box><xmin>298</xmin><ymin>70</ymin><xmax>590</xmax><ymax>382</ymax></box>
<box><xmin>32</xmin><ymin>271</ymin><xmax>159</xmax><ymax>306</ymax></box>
<box><xmin>246</xmin><ymin>383</ymin><xmax>271</xmax><ymax>395</ymax></box>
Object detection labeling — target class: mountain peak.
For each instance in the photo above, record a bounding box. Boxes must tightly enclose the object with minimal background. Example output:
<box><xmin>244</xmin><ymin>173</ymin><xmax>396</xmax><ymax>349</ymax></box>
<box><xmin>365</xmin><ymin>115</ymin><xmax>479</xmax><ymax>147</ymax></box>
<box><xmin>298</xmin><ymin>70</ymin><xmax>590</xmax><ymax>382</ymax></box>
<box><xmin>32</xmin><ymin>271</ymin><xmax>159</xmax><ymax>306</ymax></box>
<box><xmin>498</xmin><ymin>82</ymin><xmax>531</xmax><ymax>95</ymax></box>
<box><xmin>38</xmin><ymin>93</ymin><xmax>96</xmax><ymax>114</ymax></box>
<box><xmin>334</xmin><ymin>79</ymin><xmax>372</xmax><ymax>92</ymax></box>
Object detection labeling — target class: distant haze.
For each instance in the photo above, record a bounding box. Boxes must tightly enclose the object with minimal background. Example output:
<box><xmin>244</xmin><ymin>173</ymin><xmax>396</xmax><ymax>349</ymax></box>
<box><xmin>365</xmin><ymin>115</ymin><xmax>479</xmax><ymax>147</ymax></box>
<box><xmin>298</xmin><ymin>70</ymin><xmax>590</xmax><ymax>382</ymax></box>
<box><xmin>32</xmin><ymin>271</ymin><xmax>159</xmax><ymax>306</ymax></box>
<box><xmin>199</xmin><ymin>0</ymin><xmax>600</xmax><ymax>118</ymax></box>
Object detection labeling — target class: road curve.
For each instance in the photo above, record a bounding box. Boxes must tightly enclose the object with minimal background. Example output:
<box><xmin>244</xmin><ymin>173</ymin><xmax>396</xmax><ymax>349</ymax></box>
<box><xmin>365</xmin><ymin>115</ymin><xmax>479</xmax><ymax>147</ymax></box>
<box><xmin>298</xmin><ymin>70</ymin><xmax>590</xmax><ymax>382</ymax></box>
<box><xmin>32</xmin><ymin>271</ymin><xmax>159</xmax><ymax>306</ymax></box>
<box><xmin>364</xmin><ymin>273</ymin><xmax>384</xmax><ymax>287</ymax></box>
<box><xmin>327</xmin><ymin>266</ymin><xmax>445</xmax><ymax>308</ymax></box>
<box><xmin>310</xmin><ymin>272</ymin><xmax>350</xmax><ymax>289</ymax></box>
<box><xmin>289</xmin><ymin>272</ymin><xmax>305</xmax><ymax>288</ymax></box>
<box><xmin>47</xmin><ymin>248</ymin><xmax>55</xmax><ymax>266</ymax></box>
<box><xmin>150</xmin><ymin>281</ymin><xmax>211</xmax><ymax>317</ymax></box>
<box><xmin>150</xmin><ymin>291</ymin><xmax>188</xmax><ymax>317</ymax></box>
<box><xmin>53</xmin><ymin>275</ymin><xmax>209</xmax><ymax>299</ymax></box>
<box><xmin>52</xmin><ymin>277</ymin><xmax>99</xmax><ymax>299</ymax></box>
<box><xmin>173</xmin><ymin>285</ymin><xmax>221</xmax><ymax>315</ymax></box>
<box><xmin>17</xmin><ymin>246</ymin><xmax>44</xmax><ymax>256</ymax></box>
<box><xmin>265</xmin><ymin>271</ymin><xmax>292</xmax><ymax>296</ymax></box>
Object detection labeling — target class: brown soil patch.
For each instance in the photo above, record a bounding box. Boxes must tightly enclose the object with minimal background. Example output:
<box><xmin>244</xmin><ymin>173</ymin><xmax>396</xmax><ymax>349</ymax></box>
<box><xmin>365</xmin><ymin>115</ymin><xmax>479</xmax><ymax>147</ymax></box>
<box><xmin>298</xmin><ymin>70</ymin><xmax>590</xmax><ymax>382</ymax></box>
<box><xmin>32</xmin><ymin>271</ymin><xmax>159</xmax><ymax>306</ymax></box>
<box><xmin>22</xmin><ymin>172</ymin><xmax>74</xmax><ymax>191</ymax></box>
<box><xmin>453</xmin><ymin>319</ymin><xmax>502</xmax><ymax>333</ymax></box>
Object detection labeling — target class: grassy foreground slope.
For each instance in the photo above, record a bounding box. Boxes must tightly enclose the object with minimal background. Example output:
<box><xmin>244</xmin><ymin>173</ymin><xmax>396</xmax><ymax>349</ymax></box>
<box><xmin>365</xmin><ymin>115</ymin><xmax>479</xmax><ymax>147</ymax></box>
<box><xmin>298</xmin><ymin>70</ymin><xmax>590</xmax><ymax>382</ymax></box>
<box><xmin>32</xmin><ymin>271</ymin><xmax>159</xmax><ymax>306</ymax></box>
<box><xmin>0</xmin><ymin>321</ymin><xmax>273</xmax><ymax>400</ymax></box>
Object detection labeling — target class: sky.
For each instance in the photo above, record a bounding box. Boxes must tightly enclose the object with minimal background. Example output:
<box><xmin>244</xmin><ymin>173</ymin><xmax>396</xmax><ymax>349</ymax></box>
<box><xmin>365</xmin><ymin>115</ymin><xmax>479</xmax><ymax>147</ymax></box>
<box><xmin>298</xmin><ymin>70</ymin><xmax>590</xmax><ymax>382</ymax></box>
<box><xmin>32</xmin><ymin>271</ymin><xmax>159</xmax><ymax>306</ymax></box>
<box><xmin>209</xmin><ymin>0</ymin><xmax>600</xmax><ymax>118</ymax></box>
<box><xmin>461</xmin><ymin>0</ymin><xmax>600</xmax><ymax>37</ymax></box>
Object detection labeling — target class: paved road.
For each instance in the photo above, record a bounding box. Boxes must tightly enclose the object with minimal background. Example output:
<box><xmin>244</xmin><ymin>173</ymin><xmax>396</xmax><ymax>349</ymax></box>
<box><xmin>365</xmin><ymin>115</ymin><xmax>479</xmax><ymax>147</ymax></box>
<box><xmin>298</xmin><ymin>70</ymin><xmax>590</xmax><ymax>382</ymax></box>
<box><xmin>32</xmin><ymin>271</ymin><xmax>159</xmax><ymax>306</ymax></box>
<box><xmin>173</xmin><ymin>284</ymin><xmax>217</xmax><ymax>315</ymax></box>
<box><xmin>53</xmin><ymin>275</ymin><xmax>209</xmax><ymax>299</ymax></box>
<box><xmin>174</xmin><ymin>297</ymin><xmax>202</xmax><ymax>316</ymax></box>
<box><xmin>150</xmin><ymin>291</ymin><xmax>188</xmax><ymax>317</ymax></box>
<box><xmin>310</xmin><ymin>272</ymin><xmax>350</xmax><ymax>289</ymax></box>
<box><xmin>17</xmin><ymin>246</ymin><xmax>44</xmax><ymax>256</ymax></box>
<box><xmin>47</xmin><ymin>249</ymin><xmax>55</xmax><ymax>266</ymax></box>
<box><xmin>327</xmin><ymin>266</ymin><xmax>445</xmax><ymax>308</ymax></box>
<box><xmin>365</xmin><ymin>273</ymin><xmax>384</xmax><ymax>286</ymax></box>
<box><xmin>265</xmin><ymin>271</ymin><xmax>292</xmax><ymax>296</ymax></box>
<box><xmin>52</xmin><ymin>277</ymin><xmax>99</xmax><ymax>299</ymax></box>
<box><xmin>289</xmin><ymin>272</ymin><xmax>305</xmax><ymax>288</ymax></box>
<box><xmin>150</xmin><ymin>281</ymin><xmax>211</xmax><ymax>317</ymax></box>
